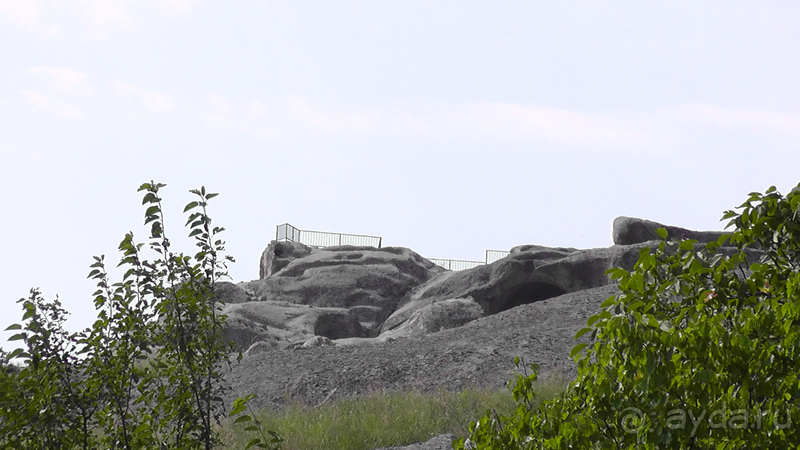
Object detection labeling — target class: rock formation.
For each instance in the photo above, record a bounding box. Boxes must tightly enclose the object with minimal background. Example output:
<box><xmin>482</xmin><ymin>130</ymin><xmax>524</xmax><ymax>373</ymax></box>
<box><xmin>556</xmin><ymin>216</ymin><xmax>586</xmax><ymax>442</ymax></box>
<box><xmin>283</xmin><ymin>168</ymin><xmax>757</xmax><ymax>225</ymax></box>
<box><xmin>259</xmin><ymin>240</ymin><xmax>315</xmax><ymax>279</ymax></box>
<box><xmin>222</xmin><ymin>297</ymin><xmax>365</xmax><ymax>349</ymax></box>
<box><xmin>379</xmin><ymin>242</ymin><xmax>651</xmax><ymax>339</ymax></box>
<box><xmin>219</xmin><ymin>216</ymin><xmax>762</xmax><ymax>450</ymax></box>
<box><xmin>612</xmin><ymin>216</ymin><xmax>730</xmax><ymax>246</ymax></box>
<box><xmin>222</xmin><ymin>243</ymin><xmax>443</xmax><ymax>349</ymax></box>
<box><xmin>219</xmin><ymin>216</ymin><xmax>744</xmax><ymax>351</ymax></box>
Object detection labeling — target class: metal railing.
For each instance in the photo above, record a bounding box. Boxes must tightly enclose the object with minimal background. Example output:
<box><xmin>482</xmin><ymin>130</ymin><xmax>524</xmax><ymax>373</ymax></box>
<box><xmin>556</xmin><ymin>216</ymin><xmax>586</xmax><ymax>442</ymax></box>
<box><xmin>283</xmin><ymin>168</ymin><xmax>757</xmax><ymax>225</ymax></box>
<box><xmin>427</xmin><ymin>258</ymin><xmax>485</xmax><ymax>271</ymax></box>
<box><xmin>276</xmin><ymin>223</ymin><xmax>382</xmax><ymax>248</ymax></box>
<box><xmin>275</xmin><ymin>223</ymin><xmax>511</xmax><ymax>271</ymax></box>
<box><xmin>485</xmin><ymin>249</ymin><xmax>511</xmax><ymax>264</ymax></box>
<box><xmin>429</xmin><ymin>249</ymin><xmax>512</xmax><ymax>271</ymax></box>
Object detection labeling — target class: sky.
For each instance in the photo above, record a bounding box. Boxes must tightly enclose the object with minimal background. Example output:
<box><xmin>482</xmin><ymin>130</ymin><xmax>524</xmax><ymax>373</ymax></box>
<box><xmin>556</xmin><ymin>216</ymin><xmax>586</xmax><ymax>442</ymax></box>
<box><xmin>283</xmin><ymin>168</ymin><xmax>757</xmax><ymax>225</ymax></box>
<box><xmin>1</xmin><ymin>1</ymin><xmax>799</xmax><ymax>351</ymax></box>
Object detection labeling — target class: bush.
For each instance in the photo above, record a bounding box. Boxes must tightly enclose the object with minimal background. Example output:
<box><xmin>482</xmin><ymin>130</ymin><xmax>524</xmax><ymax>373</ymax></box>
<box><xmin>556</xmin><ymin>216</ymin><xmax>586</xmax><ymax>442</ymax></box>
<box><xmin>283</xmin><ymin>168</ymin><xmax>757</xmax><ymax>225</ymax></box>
<box><xmin>456</xmin><ymin>183</ymin><xmax>800</xmax><ymax>449</ymax></box>
<box><xmin>0</xmin><ymin>182</ymin><xmax>280</xmax><ymax>450</ymax></box>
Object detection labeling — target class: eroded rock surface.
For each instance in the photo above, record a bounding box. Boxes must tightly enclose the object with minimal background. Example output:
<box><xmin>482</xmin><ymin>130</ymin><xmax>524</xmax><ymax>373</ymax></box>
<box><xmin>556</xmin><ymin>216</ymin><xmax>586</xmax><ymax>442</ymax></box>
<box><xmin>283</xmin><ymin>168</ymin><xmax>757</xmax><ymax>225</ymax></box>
<box><xmin>259</xmin><ymin>240</ymin><xmax>315</xmax><ymax>279</ymax></box>
<box><xmin>379</xmin><ymin>242</ymin><xmax>652</xmax><ymax>338</ymax></box>
<box><xmin>222</xmin><ymin>217</ymin><xmax>739</xmax><ymax>350</ymax></box>
<box><xmin>222</xmin><ymin>298</ymin><xmax>365</xmax><ymax>350</ymax></box>
<box><xmin>613</xmin><ymin>216</ymin><xmax>729</xmax><ymax>246</ymax></box>
<box><xmin>247</xmin><ymin>245</ymin><xmax>442</xmax><ymax>328</ymax></box>
<box><xmin>219</xmin><ymin>216</ymin><xmax>751</xmax><ymax>449</ymax></box>
<box><xmin>222</xmin><ymin>244</ymin><xmax>444</xmax><ymax>349</ymax></box>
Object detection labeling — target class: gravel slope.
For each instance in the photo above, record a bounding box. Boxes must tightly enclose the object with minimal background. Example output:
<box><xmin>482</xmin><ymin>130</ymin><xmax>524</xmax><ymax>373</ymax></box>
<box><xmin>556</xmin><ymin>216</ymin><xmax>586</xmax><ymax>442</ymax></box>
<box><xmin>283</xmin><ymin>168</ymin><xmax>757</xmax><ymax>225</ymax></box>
<box><xmin>222</xmin><ymin>284</ymin><xmax>619</xmax><ymax>411</ymax></box>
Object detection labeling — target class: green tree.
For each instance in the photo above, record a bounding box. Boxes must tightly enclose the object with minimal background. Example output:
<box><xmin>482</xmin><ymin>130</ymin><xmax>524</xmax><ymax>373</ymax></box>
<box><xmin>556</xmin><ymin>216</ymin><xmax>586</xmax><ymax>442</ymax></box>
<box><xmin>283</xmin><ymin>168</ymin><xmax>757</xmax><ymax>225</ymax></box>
<box><xmin>1</xmin><ymin>182</ymin><xmax>280</xmax><ymax>450</ymax></box>
<box><xmin>456</xmin><ymin>183</ymin><xmax>800</xmax><ymax>449</ymax></box>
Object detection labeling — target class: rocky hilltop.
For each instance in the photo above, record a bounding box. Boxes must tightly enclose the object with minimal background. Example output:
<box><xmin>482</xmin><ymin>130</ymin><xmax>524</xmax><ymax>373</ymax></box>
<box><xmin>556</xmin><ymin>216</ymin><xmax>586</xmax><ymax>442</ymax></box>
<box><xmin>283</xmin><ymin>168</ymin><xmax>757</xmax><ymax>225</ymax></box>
<box><xmin>219</xmin><ymin>216</ymin><xmax>742</xmax><ymax>449</ymax></box>
<box><xmin>220</xmin><ymin>216</ymin><xmax>734</xmax><ymax>354</ymax></box>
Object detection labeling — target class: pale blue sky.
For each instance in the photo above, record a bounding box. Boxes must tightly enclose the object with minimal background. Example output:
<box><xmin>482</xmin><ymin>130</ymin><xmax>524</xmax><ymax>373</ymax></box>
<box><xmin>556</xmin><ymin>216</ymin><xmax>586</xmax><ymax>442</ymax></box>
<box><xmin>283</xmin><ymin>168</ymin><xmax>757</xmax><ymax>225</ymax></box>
<box><xmin>1</xmin><ymin>1</ymin><xmax>799</xmax><ymax>350</ymax></box>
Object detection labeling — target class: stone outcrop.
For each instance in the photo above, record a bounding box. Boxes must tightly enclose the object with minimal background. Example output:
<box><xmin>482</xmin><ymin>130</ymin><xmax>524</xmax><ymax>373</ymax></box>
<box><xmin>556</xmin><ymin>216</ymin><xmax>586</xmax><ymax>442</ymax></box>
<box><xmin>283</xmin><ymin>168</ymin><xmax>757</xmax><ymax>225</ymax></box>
<box><xmin>214</xmin><ymin>281</ymin><xmax>251</xmax><ymax>304</ymax></box>
<box><xmin>220</xmin><ymin>243</ymin><xmax>443</xmax><ymax>349</ymax></box>
<box><xmin>613</xmin><ymin>216</ymin><xmax>729</xmax><ymax>246</ymax></box>
<box><xmin>220</xmin><ymin>217</ymin><xmax>745</xmax><ymax>350</ymax></box>
<box><xmin>379</xmin><ymin>242</ymin><xmax>651</xmax><ymax>338</ymax></box>
<box><xmin>378</xmin><ymin>233</ymin><xmax>758</xmax><ymax>340</ymax></box>
<box><xmin>259</xmin><ymin>240</ymin><xmax>315</xmax><ymax>279</ymax></box>
<box><xmin>243</xmin><ymin>244</ymin><xmax>444</xmax><ymax>331</ymax></box>
<box><xmin>378</xmin><ymin>297</ymin><xmax>484</xmax><ymax>340</ymax></box>
<box><xmin>221</xmin><ymin>292</ymin><xmax>365</xmax><ymax>350</ymax></box>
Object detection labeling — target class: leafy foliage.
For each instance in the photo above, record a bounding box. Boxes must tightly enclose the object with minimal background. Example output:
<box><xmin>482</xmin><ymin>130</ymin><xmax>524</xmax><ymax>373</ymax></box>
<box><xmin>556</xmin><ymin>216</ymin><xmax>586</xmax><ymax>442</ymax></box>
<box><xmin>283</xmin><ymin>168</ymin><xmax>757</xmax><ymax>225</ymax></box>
<box><xmin>455</xmin><ymin>183</ymin><xmax>800</xmax><ymax>449</ymax></box>
<box><xmin>0</xmin><ymin>182</ymin><xmax>280</xmax><ymax>449</ymax></box>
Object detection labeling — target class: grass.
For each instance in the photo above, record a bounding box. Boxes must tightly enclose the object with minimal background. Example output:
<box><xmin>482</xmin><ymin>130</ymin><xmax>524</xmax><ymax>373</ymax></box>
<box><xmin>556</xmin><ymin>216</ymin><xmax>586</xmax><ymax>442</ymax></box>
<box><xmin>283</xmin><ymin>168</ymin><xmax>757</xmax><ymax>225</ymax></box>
<box><xmin>216</xmin><ymin>377</ymin><xmax>567</xmax><ymax>450</ymax></box>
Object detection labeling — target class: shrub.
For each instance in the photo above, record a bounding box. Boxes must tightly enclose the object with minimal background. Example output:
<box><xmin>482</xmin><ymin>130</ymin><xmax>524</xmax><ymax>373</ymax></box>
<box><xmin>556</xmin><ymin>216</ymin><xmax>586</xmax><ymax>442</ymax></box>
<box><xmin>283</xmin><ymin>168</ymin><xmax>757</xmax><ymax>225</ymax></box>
<box><xmin>456</xmin><ymin>183</ymin><xmax>800</xmax><ymax>449</ymax></box>
<box><xmin>0</xmin><ymin>182</ymin><xmax>280</xmax><ymax>450</ymax></box>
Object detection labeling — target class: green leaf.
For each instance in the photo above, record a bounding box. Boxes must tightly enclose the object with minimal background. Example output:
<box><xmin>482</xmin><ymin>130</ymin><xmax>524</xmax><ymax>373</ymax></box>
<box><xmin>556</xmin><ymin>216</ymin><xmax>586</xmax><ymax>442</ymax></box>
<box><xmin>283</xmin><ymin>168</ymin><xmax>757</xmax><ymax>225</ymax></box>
<box><xmin>600</xmin><ymin>296</ymin><xmax>617</xmax><ymax>308</ymax></box>
<box><xmin>655</xmin><ymin>227</ymin><xmax>668</xmax><ymax>239</ymax></box>
<box><xmin>4</xmin><ymin>323</ymin><xmax>21</xmax><ymax>331</ymax></box>
<box><xmin>142</xmin><ymin>192</ymin><xmax>158</xmax><ymax>204</ymax></box>
<box><xmin>22</xmin><ymin>306</ymin><xmax>36</xmax><ymax>320</ymax></box>
<box><xmin>629</xmin><ymin>300</ymin><xmax>645</xmax><ymax>311</ymax></box>
<box><xmin>570</xmin><ymin>343</ymin><xmax>588</xmax><ymax>358</ymax></box>
<box><xmin>230</xmin><ymin>401</ymin><xmax>247</xmax><ymax>416</ymax></box>
<box><xmin>8</xmin><ymin>333</ymin><xmax>26</xmax><ymax>341</ymax></box>
<box><xmin>234</xmin><ymin>415</ymin><xmax>252</xmax><ymax>424</ymax></box>
<box><xmin>133</xmin><ymin>423</ymin><xmax>150</xmax><ymax>435</ymax></box>
<box><xmin>646</xmin><ymin>352</ymin><xmax>656</xmax><ymax>374</ymax></box>
<box><xmin>574</xmin><ymin>327</ymin><xmax>592</xmax><ymax>339</ymax></box>
<box><xmin>245</xmin><ymin>438</ymin><xmax>262</xmax><ymax>450</ymax></box>
<box><xmin>183</xmin><ymin>201</ymin><xmax>199</xmax><ymax>212</ymax></box>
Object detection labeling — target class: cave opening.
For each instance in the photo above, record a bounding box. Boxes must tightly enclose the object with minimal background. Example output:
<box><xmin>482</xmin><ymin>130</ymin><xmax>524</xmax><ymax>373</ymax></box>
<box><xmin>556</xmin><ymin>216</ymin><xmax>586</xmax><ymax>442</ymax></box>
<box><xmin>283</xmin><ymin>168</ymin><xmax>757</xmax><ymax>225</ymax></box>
<box><xmin>314</xmin><ymin>313</ymin><xmax>364</xmax><ymax>340</ymax></box>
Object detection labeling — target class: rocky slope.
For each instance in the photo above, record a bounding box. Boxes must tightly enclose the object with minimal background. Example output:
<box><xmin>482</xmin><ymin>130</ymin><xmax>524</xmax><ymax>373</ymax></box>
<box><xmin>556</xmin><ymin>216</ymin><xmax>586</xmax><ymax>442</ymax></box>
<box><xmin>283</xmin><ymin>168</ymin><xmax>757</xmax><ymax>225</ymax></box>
<box><xmin>218</xmin><ymin>216</ymin><xmax>740</xmax><ymax>449</ymax></box>
<box><xmin>222</xmin><ymin>284</ymin><xmax>620</xmax><ymax>410</ymax></box>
